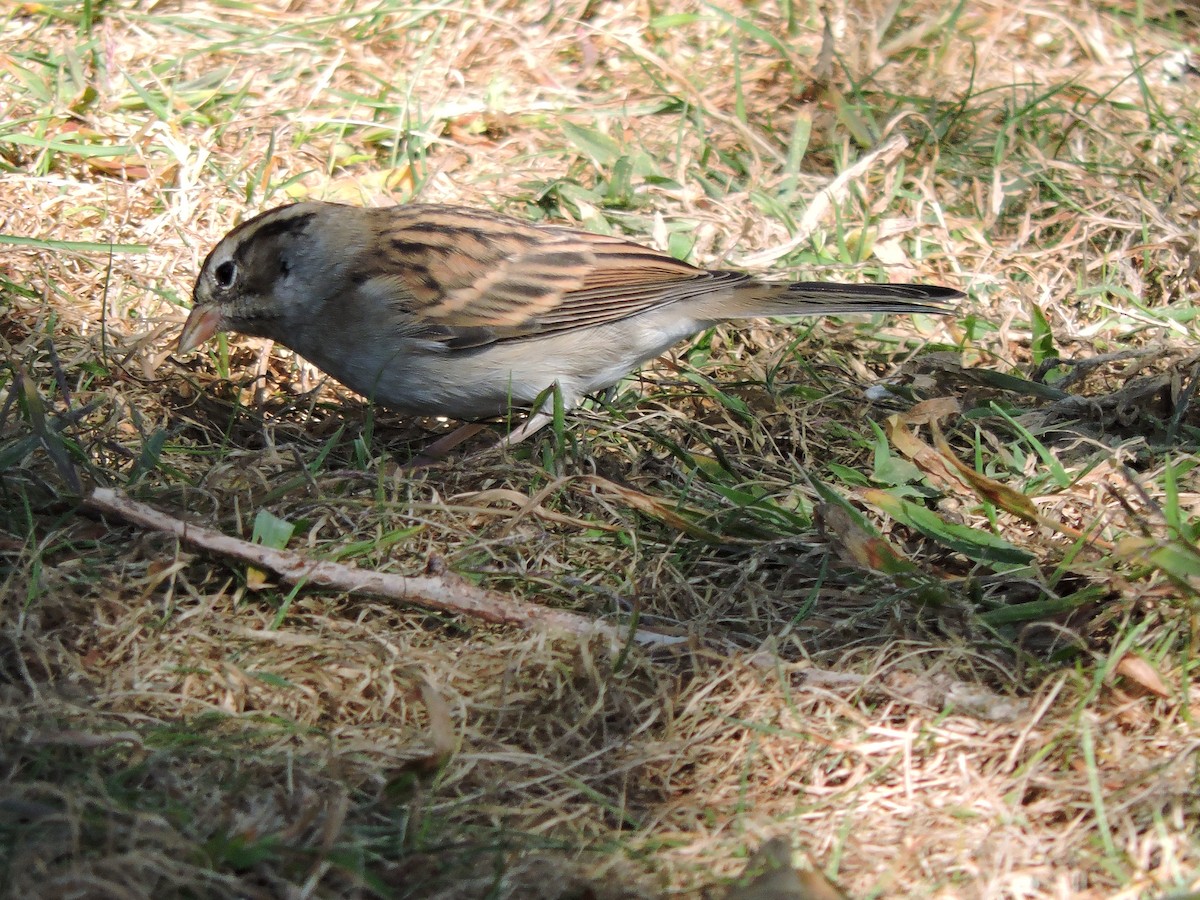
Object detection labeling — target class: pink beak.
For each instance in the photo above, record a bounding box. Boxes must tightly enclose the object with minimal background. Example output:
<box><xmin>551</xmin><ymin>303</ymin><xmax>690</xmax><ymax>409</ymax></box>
<box><xmin>177</xmin><ymin>306</ymin><xmax>224</xmax><ymax>353</ymax></box>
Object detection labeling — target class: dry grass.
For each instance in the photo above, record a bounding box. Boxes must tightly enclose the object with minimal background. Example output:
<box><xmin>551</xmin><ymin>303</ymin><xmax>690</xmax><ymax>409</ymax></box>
<box><xmin>3</xmin><ymin>0</ymin><xmax>1199</xmax><ymax>897</ymax></box>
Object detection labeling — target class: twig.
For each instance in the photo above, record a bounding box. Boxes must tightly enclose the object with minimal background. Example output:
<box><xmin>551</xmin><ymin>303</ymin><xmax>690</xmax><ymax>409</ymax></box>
<box><xmin>85</xmin><ymin>487</ymin><xmax>680</xmax><ymax>646</ymax></box>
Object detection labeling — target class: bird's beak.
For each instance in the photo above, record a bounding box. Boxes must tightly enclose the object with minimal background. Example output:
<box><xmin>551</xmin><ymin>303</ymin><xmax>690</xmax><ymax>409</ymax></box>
<box><xmin>177</xmin><ymin>305</ymin><xmax>224</xmax><ymax>353</ymax></box>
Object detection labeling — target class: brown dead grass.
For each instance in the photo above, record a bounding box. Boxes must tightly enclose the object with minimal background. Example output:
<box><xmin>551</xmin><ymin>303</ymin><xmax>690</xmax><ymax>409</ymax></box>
<box><xmin>3</xmin><ymin>0</ymin><xmax>1200</xmax><ymax>898</ymax></box>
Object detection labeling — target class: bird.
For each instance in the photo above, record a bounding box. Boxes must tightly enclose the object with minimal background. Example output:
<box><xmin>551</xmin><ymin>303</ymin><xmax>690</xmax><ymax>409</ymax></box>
<box><xmin>178</xmin><ymin>201</ymin><xmax>961</xmax><ymax>447</ymax></box>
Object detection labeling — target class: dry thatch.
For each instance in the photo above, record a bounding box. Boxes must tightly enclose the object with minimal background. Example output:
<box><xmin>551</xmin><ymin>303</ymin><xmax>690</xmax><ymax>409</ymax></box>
<box><xmin>2</xmin><ymin>0</ymin><xmax>1198</xmax><ymax>897</ymax></box>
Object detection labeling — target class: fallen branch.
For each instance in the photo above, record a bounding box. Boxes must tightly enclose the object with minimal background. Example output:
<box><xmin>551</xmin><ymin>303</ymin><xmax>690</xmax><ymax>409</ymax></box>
<box><xmin>85</xmin><ymin>487</ymin><xmax>680</xmax><ymax>646</ymax></box>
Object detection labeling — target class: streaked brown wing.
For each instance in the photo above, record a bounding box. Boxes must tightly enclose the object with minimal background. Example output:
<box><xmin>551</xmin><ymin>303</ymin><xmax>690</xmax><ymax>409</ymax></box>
<box><xmin>378</xmin><ymin>205</ymin><xmax>715</xmax><ymax>334</ymax></box>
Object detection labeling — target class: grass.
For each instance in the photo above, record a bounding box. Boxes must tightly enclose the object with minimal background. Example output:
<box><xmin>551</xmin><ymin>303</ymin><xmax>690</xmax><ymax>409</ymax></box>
<box><xmin>3</xmin><ymin>0</ymin><xmax>1200</xmax><ymax>897</ymax></box>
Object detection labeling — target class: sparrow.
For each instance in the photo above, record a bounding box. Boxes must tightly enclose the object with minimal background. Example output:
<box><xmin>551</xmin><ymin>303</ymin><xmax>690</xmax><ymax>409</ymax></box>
<box><xmin>178</xmin><ymin>202</ymin><xmax>960</xmax><ymax>444</ymax></box>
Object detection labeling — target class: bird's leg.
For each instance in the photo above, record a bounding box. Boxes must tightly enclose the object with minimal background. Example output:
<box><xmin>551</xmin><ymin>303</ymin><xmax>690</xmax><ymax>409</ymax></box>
<box><xmin>498</xmin><ymin>410</ymin><xmax>554</xmax><ymax>446</ymax></box>
<box><xmin>409</xmin><ymin>410</ymin><xmax>554</xmax><ymax>468</ymax></box>
<box><xmin>497</xmin><ymin>380</ymin><xmax>570</xmax><ymax>448</ymax></box>
<box><xmin>410</xmin><ymin>384</ymin><xmax>567</xmax><ymax>465</ymax></box>
<box><xmin>407</xmin><ymin>422</ymin><xmax>490</xmax><ymax>467</ymax></box>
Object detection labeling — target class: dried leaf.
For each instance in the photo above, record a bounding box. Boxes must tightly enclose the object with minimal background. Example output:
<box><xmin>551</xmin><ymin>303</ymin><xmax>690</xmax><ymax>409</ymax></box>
<box><xmin>820</xmin><ymin>502</ymin><xmax>917</xmax><ymax>576</ymax></box>
<box><xmin>930</xmin><ymin>422</ymin><xmax>1041</xmax><ymax>523</ymax></box>
<box><xmin>885</xmin><ymin>414</ymin><xmax>972</xmax><ymax>493</ymax></box>
<box><xmin>902</xmin><ymin>397</ymin><xmax>961</xmax><ymax>426</ymax></box>
<box><xmin>1114</xmin><ymin>654</ymin><xmax>1171</xmax><ymax>698</ymax></box>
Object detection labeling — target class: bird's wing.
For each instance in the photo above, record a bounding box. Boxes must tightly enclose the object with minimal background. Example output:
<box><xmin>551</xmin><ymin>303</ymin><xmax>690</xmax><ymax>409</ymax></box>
<box><xmin>374</xmin><ymin>205</ymin><xmax>733</xmax><ymax>344</ymax></box>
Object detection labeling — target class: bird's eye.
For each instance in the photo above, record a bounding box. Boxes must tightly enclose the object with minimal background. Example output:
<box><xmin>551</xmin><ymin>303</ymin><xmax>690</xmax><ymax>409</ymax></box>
<box><xmin>214</xmin><ymin>260</ymin><xmax>237</xmax><ymax>289</ymax></box>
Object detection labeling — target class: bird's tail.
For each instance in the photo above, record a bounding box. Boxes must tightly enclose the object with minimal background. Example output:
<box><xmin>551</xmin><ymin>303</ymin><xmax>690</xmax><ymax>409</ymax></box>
<box><xmin>734</xmin><ymin>280</ymin><xmax>962</xmax><ymax>318</ymax></box>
